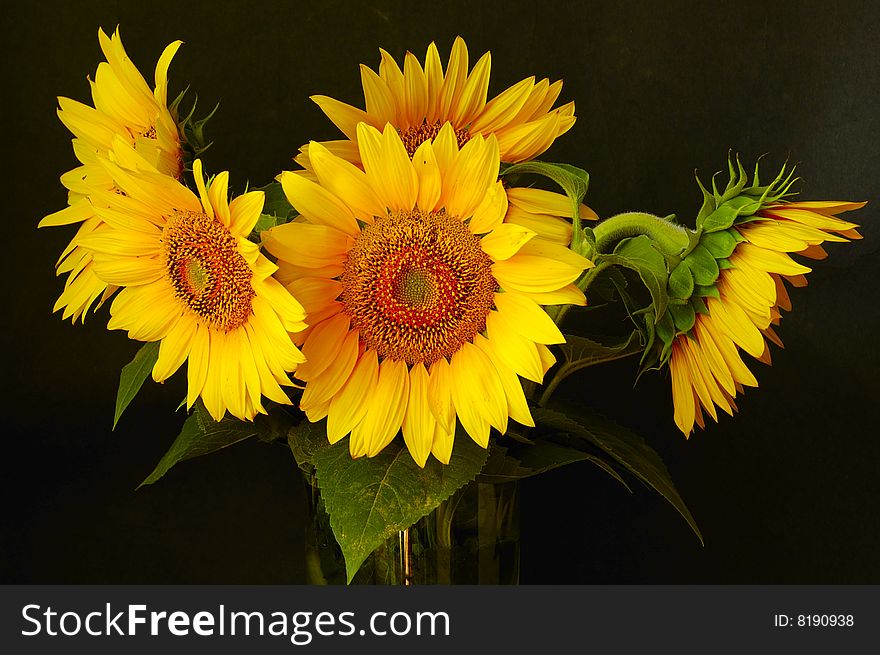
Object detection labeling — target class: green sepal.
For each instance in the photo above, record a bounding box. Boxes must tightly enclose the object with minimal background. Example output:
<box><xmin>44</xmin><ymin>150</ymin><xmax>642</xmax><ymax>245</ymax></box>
<box><xmin>669</xmin><ymin>301</ymin><xmax>696</xmax><ymax>333</ymax></box>
<box><xmin>693</xmin><ymin>284</ymin><xmax>721</xmax><ymax>300</ymax></box>
<box><xmin>683</xmin><ymin>244</ymin><xmax>720</xmax><ymax>286</ymax></box>
<box><xmin>668</xmin><ymin>261</ymin><xmax>694</xmax><ymax>299</ymax></box>
<box><xmin>690</xmin><ymin>295</ymin><xmax>709</xmax><ymax>316</ymax></box>
<box><xmin>177</xmin><ymin>94</ymin><xmax>220</xmax><ymax>162</ymax></box>
<box><xmin>717</xmin><ymin>258</ymin><xmax>733</xmax><ymax>269</ymax></box>
<box><xmin>700</xmin><ymin>229</ymin><xmax>738</xmax><ymax>259</ymax></box>
<box><xmin>655</xmin><ymin>310</ymin><xmax>675</xmax><ymax>346</ymax></box>
<box><xmin>719</xmin><ymin>154</ymin><xmax>748</xmax><ymax>203</ymax></box>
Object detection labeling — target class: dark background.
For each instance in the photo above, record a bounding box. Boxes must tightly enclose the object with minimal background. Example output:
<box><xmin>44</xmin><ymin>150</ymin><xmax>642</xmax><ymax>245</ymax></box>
<box><xmin>1</xmin><ymin>0</ymin><xmax>878</xmax><ymax>583</ymax></box>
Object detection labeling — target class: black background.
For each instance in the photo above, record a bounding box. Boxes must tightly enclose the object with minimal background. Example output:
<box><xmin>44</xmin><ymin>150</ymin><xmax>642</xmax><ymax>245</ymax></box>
<box><xmin>1</xmin><ymin>0</ymin><xmax>878</xmax><ymax>584</ymax></box>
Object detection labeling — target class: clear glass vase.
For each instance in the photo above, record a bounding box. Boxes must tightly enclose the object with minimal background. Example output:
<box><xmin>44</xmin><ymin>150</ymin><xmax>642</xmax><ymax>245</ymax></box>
<box><xmin>304</xmin><ymin>476</ymin><xmax>520</xmax><ymax>585</ymax></box>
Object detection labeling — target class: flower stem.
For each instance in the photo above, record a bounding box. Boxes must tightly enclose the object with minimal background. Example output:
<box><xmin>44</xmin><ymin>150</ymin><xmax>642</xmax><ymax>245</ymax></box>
<box><xmin>591</xmin><ymin>212</ymin><xmax>690</xmax><ymax>256</ymax></box>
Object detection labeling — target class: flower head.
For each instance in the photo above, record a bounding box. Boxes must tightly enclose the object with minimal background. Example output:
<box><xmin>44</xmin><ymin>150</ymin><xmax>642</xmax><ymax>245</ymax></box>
<box><xmin>76</xmin><ymin>137</ymin><xmax>306</xmax><ymax>421</ymax></box>
<box><xmin>263</xmin><ymin>123</ymin><xmax>592</xmax><ymax>466</ymax></box>
<box><xmin>296</xmin><ymin>36</ymin><xmax>575</xmax><ymax>173</ymax></box>
<box><xmin>661</xmin><ymin>162</ymin><xmax>864</xmax><ymax>435</ymax></box>
<box><xmin>40</xmin><ymin>28</ymin><xmax>184</xmax><ymax>321</ymax></box>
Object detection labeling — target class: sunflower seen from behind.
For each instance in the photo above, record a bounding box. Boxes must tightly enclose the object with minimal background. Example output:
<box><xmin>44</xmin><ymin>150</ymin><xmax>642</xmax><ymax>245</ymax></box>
<box><xmin>658</xmin><ymin>164</ymin><xmax>865</xmax><ymax>435</ymax></box>
<box><xmin>296</xmin><ymin>36</ymin><xmax>575</xmax><ymax>174</ymax></box>
<box><xmin>263</xmin><ymin>123</ymin><xmax>593</xmax><ymax>466</ymax></box>
<box><xmin>40</xmin><ymin>28</ymin><xmax>184</xmax><ymax>322</ymax></box>
<box><xmin>75</xmin><ymin>137</ymin><xmax>306</xmax><ymax>422</ymax></box>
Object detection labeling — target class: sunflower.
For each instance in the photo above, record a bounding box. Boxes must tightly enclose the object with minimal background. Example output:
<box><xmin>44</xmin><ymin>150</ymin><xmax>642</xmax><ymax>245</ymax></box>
<box><xmin>75</xmin><ymin>137</ymin><xmax>306</xmax><ymax>421</ymax></box>
<box><xmin>295</xmin><ymin>36</ymin><xmax>575</xmax><ymax>174</ymax></box>
<box><xmin>263</xmin><ymin>123</ymin><xmax>592</xmax><ymax>466</ymax></box>
<box><xmin>40</xmin><ymin>27</ymin><xmax>184</xmax><ymax>322</ymax></box>
<box><xmin>670</xmin><ymin>199</ymin><xmax>864</xmax><ymax>435</ymax></box>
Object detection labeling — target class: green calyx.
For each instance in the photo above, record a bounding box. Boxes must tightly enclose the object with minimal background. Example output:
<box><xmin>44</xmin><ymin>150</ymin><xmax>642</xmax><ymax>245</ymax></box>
<box><xmin>695</xmin><ymin>154</ymin><xmax>799</xmax><ymax>234</ymax></box>
<box><xmin>170</xmin><ymin>86</ymin><xmax>219</xmax><ymax>165</ymax></box>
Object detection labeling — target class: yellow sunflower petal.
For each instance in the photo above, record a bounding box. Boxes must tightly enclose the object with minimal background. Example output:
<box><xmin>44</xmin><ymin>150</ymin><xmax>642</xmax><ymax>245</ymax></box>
<box><xmin>279</xmin><ymin>169</ymin><xmax>359</xmax><ymax>235</ymax></box>
<box><xmin>480</xmin><ymin>223</ymin><xmax>536</xmax><ymax>261</ymax></box>
<box><xmin>401</xmin><ymin>362</ymin><xmax>435</xmax><ymax>467</ymax></box>
<box><xmin>494</xmin><ymin>291</ymin><xmax>565</xmax><ymax>344</ymax></box>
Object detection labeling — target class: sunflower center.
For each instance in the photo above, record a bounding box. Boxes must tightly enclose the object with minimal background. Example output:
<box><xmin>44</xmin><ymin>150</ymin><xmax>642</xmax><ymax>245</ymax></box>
<box><xmin>341</xmin><ymin>209</ymin><xmax>497</xmax><ymax>365</ymax></box>
<box><xmin>398</xmin><ymin>120</ymin><xmax>470</xmax><ymax>158</ymax></box>
<box><xmin>162</xmin><ymin>210</ymin><xmax>255</xmax><ymax>332</ymax></box>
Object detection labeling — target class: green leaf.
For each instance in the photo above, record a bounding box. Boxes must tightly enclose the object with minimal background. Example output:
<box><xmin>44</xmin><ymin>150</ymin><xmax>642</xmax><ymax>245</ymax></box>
<box><xmin>287</xmin><ymin>419</ymin><xmax>331</xmax><ymax>474</ymax></box>
<box><xmin>251</xmin><ymin>213</ymin><xmax>282</xmax><ymax>237</ymax></box>
<box><xmin>532</xmin><ymin>407</ymin><xmax>703</xmax><ymax>544</ymax></box>
<box><xmin>257</xmin><ymin>181</ymin><xmax>295</xmax><ymax>220</ymax></box>
<box><xmin>113</xmin><ymin>341</ymin><xmax>160</xmax><ymax>429</ymax></box>
<box><xmin>557</xmin><ymin>331</ymin><xmax>644</xmax><ymax>379</ymax></box>
<box><xmin>668</xmin><ymin>262</ymin><xmax>694</xmax><ymax>300</ymax></box>
<box><xmin>602</xmin><ymin>235</ymin><xmax>669</xmax><ymax>320</ymax></box>
<box><xmin>139</xmin><ymin>403</ymin><xmax>259</xmax><ymax>487</ymax></box>
<box><xmin>499</xmin><ymin>160</ymin><xmax>590</xmax><ymax>250</ymax></box>
<box><xmin>684</xmin><ymin>244</ymin><xmax>720</xmax><ymax>286</ymax></box>
<box><xmin>314</xmin><ymin>433</ymin><xmax>489</xmax><ymax>582</ymax></box>
<box><xmin>477</xmin><ymin>441</ymin><xmax>632</xmax><ymax>491</ymax></box>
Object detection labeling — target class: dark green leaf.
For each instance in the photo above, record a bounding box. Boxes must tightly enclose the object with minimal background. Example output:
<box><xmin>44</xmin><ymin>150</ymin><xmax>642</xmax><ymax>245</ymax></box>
<box><xmin>251</xmin><ymin>213</ymin><xmax>282</xmax><ymax>237</ymax></box>
<box><xmin>532</xmin><ymin>407</ymin><xmax>703</xmax><ymax>543</ymax></box>
<box><xmin>556</xmin><ymin>331</ymin><xmax>643</xmax><ymax>379</ymax></box>
<box><xmin>256</xmin><ymin>181</ymin><xmax>295</xmax><ymax>220</ymax></box>
<box><xmin>668</xmin><ymin>262</ymin><xmax>694</xmax><ymax>299</ymax></box>
<box><xmin>539</xmin><ymin>331</ymin><xmax>643</xmax><ymax>407</ymax></box>
<box><xmin>602</xmin><ymin>235</ymin><xmax>669</xmax><ymax>320</ymax></box>
<box><xmin>314</xmin><ymin>433</ymin><xmax>489</xmax><ymax>582</ymax></box>
<box><xmin>478</xmin><ymin>441</ymin><xmax>632</xmax><ymax>491</ymax></box>
<box><xmin>113</xmin><ymin>341</ymin><xmax>160</xmax><ymax>429</ymax></box>
<box><xmin>684</xmin><ymin>244</ymin><xmax>720</xmax><ymax>286</ymax></box>
<box><xmin>139</xmin><ymin>404</ymin><xmax>259</xmax><ymax>487</ymax></box>
<box><xmin>287</xmin><ymin>419</ymin><xmax>332</xmax><ymax>474</ymax></box>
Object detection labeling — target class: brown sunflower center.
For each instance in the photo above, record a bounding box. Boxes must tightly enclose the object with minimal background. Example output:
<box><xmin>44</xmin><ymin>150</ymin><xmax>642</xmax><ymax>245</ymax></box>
<box><xmin>162</xmin><ymin>210</ymin><xmax>255</xmax><ymax>331</ymax></box>
<box><xmin>341</xmin><ymin>209</ymin><xmax>497</xmax><ymax>365</ymax></box>
<box><xmin>398</xmin><ymin>120</ymin><xmax>470</xmax><ymax>157</ymax></box>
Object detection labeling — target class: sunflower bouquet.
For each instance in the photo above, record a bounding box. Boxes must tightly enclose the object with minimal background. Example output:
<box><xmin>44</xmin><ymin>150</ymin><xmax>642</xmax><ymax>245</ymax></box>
<box><xmin>41</xmin><ymin>29</ymin><xmax>864</xmax><ymax>583</ymax></box>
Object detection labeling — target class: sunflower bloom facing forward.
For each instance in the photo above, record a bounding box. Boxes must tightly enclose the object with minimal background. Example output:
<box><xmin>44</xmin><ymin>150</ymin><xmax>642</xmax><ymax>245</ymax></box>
<box><xmin>263</xmin><ymin>123</ymin><xmax>592</xmax><ymax>466</ymax></box>
<box><xmin>76</xmin><ymin>138</ymin><xmax>306</xmax><ymax>421</ymax></box>
<box><xmin>40</xmin><ymin>27</ymin><xmax>184</xmax><ymax>322</ymax></box>
<box><xmin>296</xmin><ymin>36</ymin><xmax>575</xmax><ymax>173</ymax></box>
<box><xmin>668</xmin><ymin>197</ymin><xmax>864</xmax><ymax>436</ymax></box>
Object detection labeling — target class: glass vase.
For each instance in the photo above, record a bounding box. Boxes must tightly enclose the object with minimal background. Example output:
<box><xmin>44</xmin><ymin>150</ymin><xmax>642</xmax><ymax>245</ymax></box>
<box><xmin>304</xmin><ymin>476</ymin><xmax>520</xmax><ymax>585</ymax></box>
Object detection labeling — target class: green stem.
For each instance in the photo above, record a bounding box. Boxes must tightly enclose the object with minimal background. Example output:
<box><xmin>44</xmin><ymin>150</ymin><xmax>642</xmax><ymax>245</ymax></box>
<box><xmin>591</xmin><ymin>212</ymin><xmax>690</xmax><ymax>256</ymax></box>
<box><xmin>550</xmin><ymin>260</ymin><xmax>613</xmax><ymax>328</ymax></box>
